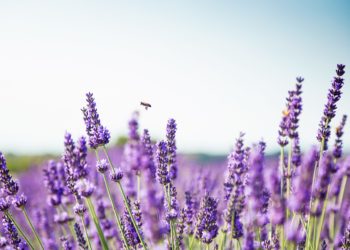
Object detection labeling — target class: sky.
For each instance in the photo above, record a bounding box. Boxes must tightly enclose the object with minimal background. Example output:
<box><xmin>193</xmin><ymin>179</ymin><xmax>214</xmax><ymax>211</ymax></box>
<box><xmin>0</xmin><ymin>1</ymin><xmax>350</xmax><ymax>155</ymax></box>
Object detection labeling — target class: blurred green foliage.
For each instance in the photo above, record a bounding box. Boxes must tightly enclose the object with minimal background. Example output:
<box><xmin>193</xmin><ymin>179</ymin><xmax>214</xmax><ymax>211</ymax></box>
<box><xmin>5</xmin><ymin>153</ymin><xmax>56</xmax><ymax>173</ymax></box>
<box><xmin>115</xmin><ymin>135</ymin><xmax>128</xmax><ymax>147</ymax></box>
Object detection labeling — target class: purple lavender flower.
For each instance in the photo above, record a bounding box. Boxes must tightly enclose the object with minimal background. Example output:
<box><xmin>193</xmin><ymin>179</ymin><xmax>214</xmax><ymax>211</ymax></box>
<box><xmin>223</xmin><ymin>134</ymin><xmax>249</xmax><ymax>239</ymax></box>
<box><xmin>121</xmin><ymin>198</ymin><xmax>144</xmax><ymax>248</ymax></box>
<box><xmin>60</xmin><ymin>237</ymin><xmax>73</xmax><ymax>250</ymax></box>
<box><xmin>0</xmin><ymin>197</ymin><xmax>11</xmax><ymax>212</ymax></box>
<box><xmin>140</xmin><ymin>129</ymin><xmax>156</xmax><ymax>180</ymax></box>
<box><xmin>277</xmin><ymin>77</ymin><xmax>303</xmax><ymax>146</ymax></box>
<box><xmin>292</xmin><ymin>135</ymin><xmax>302</xmax><ymax>170</ymax></box>
<box><xmin>195</xmin><ymin>192</ymin><xmax>219</xmax><ymax>244</ymax></box>
<box><xmin>288</xmin><ymin>147</ymin><xmax>318</xmax><ymax>214</ymax></box>
<box><xmin>2</xmin><ymin>214</ymin><xmax>28</xmax><ymax>249</ymax></box>
<box><xmin>13</xmin><ymin>193</ymin><xmax>27</xmax><ymax>209</ymax></box>
<box><xmin>54</xmin><ymin>212</ymin><xmax>74</xmax><ymax>225</ymax></box>
<box><xmin>313</xmin><ymin>152</ymin><xmax>336</xmax><ymax>202</ymax></box>
<box><xmin>82</xmin><ymin>92</ymin><xmax>110</xmax><ymax>149</ymax></box>
<box><xmin>166</xmin><ymin>118</ymin><xmax>178</xmax><ymax>180</ymax></box>
<box><xmin>184</xmin><ymin>191</ymin><xmax>195</xmax><ymax>235</ymax></box>
<box><xmin>224</xmin><ymin>133</ymin><xmax>248</xmax><ymax>201</ymax></box>
<box><xmin>0</xmin><ymin>237</ymin><xmax>8</xmax><ymax>248</ymax></box>
<box><xmin>342</xmin><ymin>221</ymin><xmax>350</xmax><ymax>249</ymax></box>
<box><xmin>73</xmin><ymin>203</ymin><xmax>87</xmax><ymax>216</ymax></box>
<box><xmin>317</xmin><ymin>64</ymin><xmax>346</xmax><ymax>150</ymax></box>
<box><xmin>128</xmin><ymin>115</ymin><xmax>140</xmax><ymax>141</ymax></box>
<box><xmin>264</xmin><ymin>164</ymin><xmax>285</xmax><ymax>225</ymax></box>
<box><xmin>74</xmin><ymin>136</ymin><xmax>88</xmax><ymax>179</ymax></box>
<box><xmin>245</xmin><ymin>141</ymin><xmax>267</xmax><ymax>226</ymax></box>
<box><xmin>176</xmin><ymin>209</ymin><xmax>186</xmax><ymax>248</ymax></box>
<box><xmin>96</xmin><ymin>159</ymin><xmax>109</xmax><ymax>173</ymax></box>
<box><xmin>0</xmin><ymin>152</ymin><xmax>19</xmax><ymax>196</ymax></box>
<box><xmin>156</xmin><ymin>140</ymin><xmax>169</xmax><ymax>185</ymax></box>
<box><xmin>75</xmin><ymin>179</ymin><xmax>95</xmax><ymax>198</ymax></box>
<box><xmin>110</xmin><ymin>167</ymin><xmax>123</xmax><ymax>182</ymax></box>
<box><xmin>123</xmin><ymin>113</ymin><xmax>141</xmax><ymax>173</ymax></box>
<box><xmin>333</xmin><ymin>114</ymin><xmax>347</xmax><ymax>159</ymax></box>
<box><xmin>43</xmin><ymin>160</ymin><xmax>64</xmax><ymax>206</ymax></box>
<box><xmin>74</xmin><ymin>223</ymin><xmax>88</xmax><ymax>250</ymax></box>
<box><xmin>63</xmin><ymin>132</ymin><xmax>78</xmax><ymax>195</ymax></box>
<box><xmin>165</xmin><ymin>184</ymin><xmax>179</xmax><ymax>222</ymax></box>
<box><xmin>243</xmin><ymin>229</ymin><xmax>255</xmax><ymax>250</ymax></box>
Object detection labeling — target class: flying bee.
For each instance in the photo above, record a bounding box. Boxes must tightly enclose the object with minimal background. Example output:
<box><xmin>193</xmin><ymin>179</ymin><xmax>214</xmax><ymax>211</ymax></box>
<box><xmin>140</xmin><ymin>102</ymin><xmax>152</xmax><ymax>110</ymax></box>
<box><xmin>282</xmin><ymin>109</ymin><xmax>290</xmax><ymax>117</ymax></box>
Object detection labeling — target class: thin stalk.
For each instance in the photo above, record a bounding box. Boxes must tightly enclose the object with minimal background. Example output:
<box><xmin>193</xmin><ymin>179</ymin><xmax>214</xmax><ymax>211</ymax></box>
<box><xmin>21</xmin><ymin>207</ymin><xmax>44</xmax><ymax>250</ymax></box>
<box><xmin>306</xmin><ymin>133</ymin><xmax>327</xmax><ymax>249</ymax></box>
<box><xmin>329</xmin><ymin>197</ymin><xmax>336</xmax><ymax>241</ymax></box>
<box><xmin>5</xmin><ymin>212</ymin><xmax>35</xmax><ymax>250</ymax></box>
<box><xmin>315</xmin><ymin>187</ymin><xmax>330</xmax><ymax>248</ymax></box>
<box><xmin>86</xmin><ymin>197</ymin><xmax>109</xmax><ymax>250</ymax></box>
<box><xmin>189</xmin><ymin>229</ymin><xmax>197</xmax><ymax>250</ymax></box>
<box><xmin>278</xmin><ymin>225</ymin><xmax>284</xmax><ymax>250</ymax></box>
<box><xmin>102</xmin><ymin>146</ymin><xmax>148</xmax><ymax>250</ymax></box>
<box><xmin>206</xmin><ymin>243</ymin><xmax>210</xmax><ymax>250</ymax></box>
<box><xmin>95</xmin><ymin>150</ymin><xmax>130</xmax><ymax>250</ymax></box>
<box><xmin>80</xmin><ymin>215</ymin><xmax>93</xmax><ymax>250</ymax></box>
<box><xmin>219</xmin><ymin>227</ymin><xmax>227</xmax><ymax>250</ymax></box>
<box><xmin>337</xmin><ymin>175</ymin><xmax>348</xmax><ymax>208</ymax></box>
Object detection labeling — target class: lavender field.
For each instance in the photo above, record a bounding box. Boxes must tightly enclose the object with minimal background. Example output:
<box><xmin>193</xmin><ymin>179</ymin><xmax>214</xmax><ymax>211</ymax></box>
<box><xmin>0</xmin><ymin>64</ymin><xmax>349</xmax><ymax>250</ymax></box>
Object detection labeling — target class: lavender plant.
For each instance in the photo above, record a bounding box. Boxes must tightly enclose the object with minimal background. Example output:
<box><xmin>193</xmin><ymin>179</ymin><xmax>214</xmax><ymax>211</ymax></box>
<box><xmin>0</xmin><ymin>64</ymin><xmax>349</xmax><ymax>250</ymax></box>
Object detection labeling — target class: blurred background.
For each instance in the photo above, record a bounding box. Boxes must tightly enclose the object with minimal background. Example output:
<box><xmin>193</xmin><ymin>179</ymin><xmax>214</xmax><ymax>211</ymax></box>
<box><xmin>1</xmin><ymin>1</ymin><xmax>350</xmax><ymax>170</ymax></box>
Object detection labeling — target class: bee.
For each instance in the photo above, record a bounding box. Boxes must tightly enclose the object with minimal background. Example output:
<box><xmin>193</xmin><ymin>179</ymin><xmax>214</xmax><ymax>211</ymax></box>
<box><xmin>282</xmin><ymin>109</ymin><xmax>290</xmax><ymax>117</ymax></box>
<box><xmin>140</xmin><ymin>102</ymin><xmax>152</xmax><ymax>110</ymax></box>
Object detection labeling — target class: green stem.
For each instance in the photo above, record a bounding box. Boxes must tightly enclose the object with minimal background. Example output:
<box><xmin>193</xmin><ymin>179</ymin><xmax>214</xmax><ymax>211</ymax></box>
<box><xmin>22</xmin><ymin>207</ymin><xmax>44</xmax><ymax>250</ymax></box>
<box><xmin>5</xmin><ymin>212</ymin><xmax>35</xmax><ymax>250</ymax></box>
<box><xmin>80</xmin><ymin>215</ymin><xmax>93</xmax><ymax>250</ymax></box>
<box><xmin>337</xmin><ymin>175</ymin><xmax>348</xmax><ymax>208</ymax></box>
<box><xmin>189</xmin><ymin>230</ymin><xmax>197</xmax><ymax>250</ymax></box>
<box><xmin>86</xmin><ymin>197</ymin><xmax>109</xmax><ymax>250</ymax></box>
<box><xmin>102</xmin><ymin>146</ymin><xmax>148</xmax><ymax>250</ymax></box>
<box><xmin>220</xmin><ymin>228</ymin><xmax>227</xmax><ymax>250</ymax></box>
<box><xmin>315</xmin><ymin>188</ymin><xmax>330</xmax><ymax>248</ymax></box>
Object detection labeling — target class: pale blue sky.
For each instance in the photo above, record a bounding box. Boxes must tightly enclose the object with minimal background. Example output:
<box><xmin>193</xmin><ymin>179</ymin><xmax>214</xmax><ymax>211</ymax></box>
<box><xmin>0</xmin><ymin>1</ymin><xmax>350</xmax><ymax>154</ymax></box>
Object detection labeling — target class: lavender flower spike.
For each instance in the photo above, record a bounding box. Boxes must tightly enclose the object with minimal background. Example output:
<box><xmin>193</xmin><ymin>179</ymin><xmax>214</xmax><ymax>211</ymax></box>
<box><xmin>0</xmin><ymin>152</ymin><xmax>19</xmax><ymax>195</ymax></box>
<box><xmin>82</xmin><ymin>92</ymin><xmax>110</xmax><ymax>149</ymax></box>
<box><xmin>195</xmin><ymin>192</ymin><xmax>219</xmax><ymax>244</ymax></box>
<box><xmin>2</xmin><ymin>215</ymin><xmax>28</xmax><ymax>249</ymax></box>
<box><xmin>264</xmin><ymin>164</ymin><xmax>285</xmax><ymax>225</ymax></box>
<box><xmin>333</xmin><ymin>114</ymin><xmax>347</xmax><ymax>159</ymax></box>
<box><xmin>166</xmin><ymin>118</ymin><xmax>178</xmax><ymax>180</ymax></box>
<box><xmin>317</xmin><ymin>64</ymin><xmax>345</xmax><ymax>150</ymax></box>
<box><xmin>288</xmin><ymin>147</ymin><xmax>318</xmax><ymax>214</ymax></box>
<box><xmin>74</xmin><ymin>223</ymin><xmax>88</xmax><ymax>250</ymax></box>
<box><xmin>156</xmin><ymin>140</ymin><xmax>169</xmax><ymax>185</ymax></box>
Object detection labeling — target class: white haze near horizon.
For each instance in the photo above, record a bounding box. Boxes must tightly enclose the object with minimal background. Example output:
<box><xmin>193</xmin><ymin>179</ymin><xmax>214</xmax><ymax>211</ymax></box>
<box><xmin>0</xmin><ymin>1</ymin><xmax>350</xmax><ymax>155</ymax></box>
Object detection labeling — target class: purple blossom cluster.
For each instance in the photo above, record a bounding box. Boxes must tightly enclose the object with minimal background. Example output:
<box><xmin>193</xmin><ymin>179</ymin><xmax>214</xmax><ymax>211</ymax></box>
<box><xmin>1</xmin><ymin>64</ymin><xmax>350</xmax><ymax>250</ymax></box>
